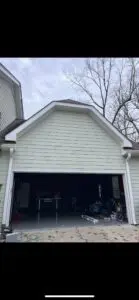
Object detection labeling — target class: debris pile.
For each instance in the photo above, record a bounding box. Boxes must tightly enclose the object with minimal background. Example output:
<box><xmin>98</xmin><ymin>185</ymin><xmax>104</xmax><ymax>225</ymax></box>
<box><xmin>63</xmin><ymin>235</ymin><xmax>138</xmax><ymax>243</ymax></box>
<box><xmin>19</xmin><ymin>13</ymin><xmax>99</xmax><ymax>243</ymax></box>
<box><xmin>81</xmin><ymin>197</ymin><xmax>127</xmax><ymax>224</ymax></box>
<box><xmin>81</xmin><ymin>215</ymin><xmax>99</xmax><ymax>224</ymax></box>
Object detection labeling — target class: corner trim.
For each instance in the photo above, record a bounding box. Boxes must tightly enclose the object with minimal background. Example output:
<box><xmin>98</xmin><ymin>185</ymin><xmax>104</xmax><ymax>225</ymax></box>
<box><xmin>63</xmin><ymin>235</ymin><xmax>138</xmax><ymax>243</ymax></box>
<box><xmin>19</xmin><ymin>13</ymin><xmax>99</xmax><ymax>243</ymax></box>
<box><xmin>2</xmin><ymin>148</ymin><xmax>14</xmax><ymax>226</ymax></box>
<box><xmin>125</xmin><ymin>153</ymin><xmax>136</xmax><ymax>224</ymax></box>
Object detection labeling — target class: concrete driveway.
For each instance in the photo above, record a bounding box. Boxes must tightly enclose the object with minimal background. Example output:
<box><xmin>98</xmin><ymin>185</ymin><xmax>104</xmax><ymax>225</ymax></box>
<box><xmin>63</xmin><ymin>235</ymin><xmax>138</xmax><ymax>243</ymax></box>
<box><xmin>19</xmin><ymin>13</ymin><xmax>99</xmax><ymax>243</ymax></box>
<box><xmin>16</xmin><ymin>224</ymin><xmax>139</xmax><ymax>242</ymax></box>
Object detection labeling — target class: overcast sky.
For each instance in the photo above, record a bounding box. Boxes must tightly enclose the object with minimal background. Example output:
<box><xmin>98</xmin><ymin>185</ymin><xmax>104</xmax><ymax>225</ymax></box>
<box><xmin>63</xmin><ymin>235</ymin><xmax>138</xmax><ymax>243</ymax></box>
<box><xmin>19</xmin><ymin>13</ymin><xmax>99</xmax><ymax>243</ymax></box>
<box><xmin>0</xmin><ymin>58</ymin><xmax>87</xmax><ymax>119</ymax></box>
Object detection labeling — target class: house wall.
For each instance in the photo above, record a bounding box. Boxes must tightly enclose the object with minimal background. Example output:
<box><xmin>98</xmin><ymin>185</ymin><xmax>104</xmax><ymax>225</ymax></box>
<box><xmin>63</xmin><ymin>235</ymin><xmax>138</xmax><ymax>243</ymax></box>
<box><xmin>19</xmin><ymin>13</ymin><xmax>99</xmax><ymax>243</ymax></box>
<box><xmin>0</xmin><ymin>151</ymin><xmax>9</xmax><ymax>225</ymax></box>
<box><xmin>129</xmin><ymin>158</ymin><xmax>139</xmax><ymax>223</ymax></box>
<box><xmin>13</xmin><ymin>109</ymin><xmax>126</xmax><ymax>173</ymax></box>
<box><xmin>0</xmin><ymin>77</ymin><xmax>16</xmax><ymax>131</ymax></box>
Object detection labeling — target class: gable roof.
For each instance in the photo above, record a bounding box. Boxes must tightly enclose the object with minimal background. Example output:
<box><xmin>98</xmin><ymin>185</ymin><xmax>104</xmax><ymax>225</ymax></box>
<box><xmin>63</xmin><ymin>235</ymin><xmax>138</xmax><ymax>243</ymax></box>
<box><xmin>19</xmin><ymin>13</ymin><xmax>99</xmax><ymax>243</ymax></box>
<box><xmin>0</xmin><ymin>63</ymin><xmax>24</xmax><ymax>120</ymax></box>
<box><xmin>4</xmin><ymin>98</ymin><xmax>133</xmax><ymax>148</ymax></box>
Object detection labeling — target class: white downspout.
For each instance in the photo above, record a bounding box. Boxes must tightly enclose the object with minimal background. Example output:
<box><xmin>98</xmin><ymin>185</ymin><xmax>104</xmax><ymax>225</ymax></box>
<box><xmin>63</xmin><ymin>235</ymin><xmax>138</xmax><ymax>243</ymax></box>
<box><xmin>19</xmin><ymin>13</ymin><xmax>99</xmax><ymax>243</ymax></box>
<box><xmin>125</xmin><ymin>153</ymin><xmax>136</xmax><ymax>225</ymax></box>
<box><xmin>2</xmin><ymin>148</ymin><xmax>14</xmax><ymax>227</ymax></box>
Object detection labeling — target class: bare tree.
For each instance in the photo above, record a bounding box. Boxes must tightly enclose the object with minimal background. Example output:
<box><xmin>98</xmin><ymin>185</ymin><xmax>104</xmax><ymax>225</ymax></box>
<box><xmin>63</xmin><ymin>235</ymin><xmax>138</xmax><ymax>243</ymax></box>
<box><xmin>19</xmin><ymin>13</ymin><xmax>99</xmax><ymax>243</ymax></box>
<box><xmin>111</xmin><ymin>58</ymin><xmax>139</xmax><ymax>140</ymax></box>
<box><xmin>113</xmin><ymin>103</ymin><xmax>138</xmax><ymax>140</ymax></box>
<box><xmin>65</xmin><ymin>58</ymin><xmax>115</xmax><ymax>117</ymax></box>
<box><xmin>65</xmin><ymin>57</ymin><xmax>139</xmax><ymax>141</ymax></box>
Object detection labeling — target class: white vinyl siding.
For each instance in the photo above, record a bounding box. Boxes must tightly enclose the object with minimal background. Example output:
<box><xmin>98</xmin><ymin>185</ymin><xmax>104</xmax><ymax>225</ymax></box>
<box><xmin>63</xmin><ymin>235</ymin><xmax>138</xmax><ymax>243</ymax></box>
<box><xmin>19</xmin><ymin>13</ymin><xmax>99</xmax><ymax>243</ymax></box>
<box><xmin>129</xmin><ymin>158</ymin><xmax>139</xmax><ymax>223</ymax></box>
<box><xmin>0</xmin><ymin>77</ymin><xmax>16</xmax><ymax>131</ymax></box>
<box><xmin>13</xmin><ymin>110</ymin><xmax>125</xmax><ymax>173</ymax></box>
<box><xmin>0</xmin><ymin>151</ymin><xmax>9</xmax><ymax>224</ymax></box>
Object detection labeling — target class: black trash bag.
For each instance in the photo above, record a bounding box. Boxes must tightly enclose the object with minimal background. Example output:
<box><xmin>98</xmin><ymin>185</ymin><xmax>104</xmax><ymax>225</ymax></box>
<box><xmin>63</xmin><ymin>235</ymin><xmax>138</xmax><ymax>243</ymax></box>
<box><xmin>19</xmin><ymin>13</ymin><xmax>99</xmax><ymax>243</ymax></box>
<box><xmin>89</xmin><ymin>200</ymin><xmax>103</xmax><ymax>214</ymax></box>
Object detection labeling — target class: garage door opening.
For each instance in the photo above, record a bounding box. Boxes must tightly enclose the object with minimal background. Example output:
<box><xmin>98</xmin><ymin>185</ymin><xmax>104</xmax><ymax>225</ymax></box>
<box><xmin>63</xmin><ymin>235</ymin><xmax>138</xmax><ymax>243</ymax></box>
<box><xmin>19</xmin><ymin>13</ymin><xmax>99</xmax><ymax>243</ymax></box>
<box><xmin>10</xmin><ymin>173</ymin><xmax>128</xmax><ymax>230</ymax></box>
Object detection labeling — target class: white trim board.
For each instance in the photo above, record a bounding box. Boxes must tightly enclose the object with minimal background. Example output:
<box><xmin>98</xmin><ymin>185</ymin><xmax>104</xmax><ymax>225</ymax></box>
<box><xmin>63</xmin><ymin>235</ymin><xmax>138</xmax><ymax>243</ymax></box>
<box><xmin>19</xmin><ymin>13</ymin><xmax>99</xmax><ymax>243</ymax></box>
<box><xmin>122</xmin><ymin>174</ymin><xmax>132</xmax><ymax>224</ymax></box>
<box><xmin>2</xmin><ymin>148</ymin><xmax>14</xmax><ymax>226</ymax></box>
<box><xmin>125</xmin><ymin>154</ymin><xmax>136</xmax><ymax>224</ymax></box>
<box><xmin>5</xmin><ymin>101</ymin><xmax>132</xmax><ymax>148</ymax></box>
<box><xmin>13</xmin><ymin>169</ymin><xmax>125</xmax><ymax>174</ymax></box>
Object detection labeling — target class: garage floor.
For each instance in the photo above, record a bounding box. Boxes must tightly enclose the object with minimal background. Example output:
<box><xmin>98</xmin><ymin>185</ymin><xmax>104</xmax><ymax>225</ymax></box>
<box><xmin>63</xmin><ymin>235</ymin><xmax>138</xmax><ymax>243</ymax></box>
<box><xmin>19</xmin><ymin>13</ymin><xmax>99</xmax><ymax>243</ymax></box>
<box><xmin>12</xmin><ymin>216</ymin><xmax>91</xmax><ymax>231</ymax></box>
<box><xmin>12</xmin><ymin>215</ymin><xmax>127</xmax><ymax>232</ymax></box>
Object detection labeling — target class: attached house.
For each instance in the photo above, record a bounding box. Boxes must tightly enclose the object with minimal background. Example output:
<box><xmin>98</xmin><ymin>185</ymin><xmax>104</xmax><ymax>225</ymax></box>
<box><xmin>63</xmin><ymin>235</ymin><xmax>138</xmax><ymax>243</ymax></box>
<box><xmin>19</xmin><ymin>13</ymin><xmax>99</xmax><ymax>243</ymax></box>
<box><xmin>0</xmin><ymin>63</ymin><xmax>139</xmax><ymax>231</ymax></box>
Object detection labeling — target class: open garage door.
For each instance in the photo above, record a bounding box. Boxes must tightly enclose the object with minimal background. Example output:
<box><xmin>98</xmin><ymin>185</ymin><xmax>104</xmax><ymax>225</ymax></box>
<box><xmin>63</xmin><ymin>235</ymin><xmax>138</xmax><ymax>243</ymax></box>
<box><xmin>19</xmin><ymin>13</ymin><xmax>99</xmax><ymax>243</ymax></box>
<box><xmin>10</xmin><ymin>173</ymin><xmax>128</xmax><ymax>230</ymax></box>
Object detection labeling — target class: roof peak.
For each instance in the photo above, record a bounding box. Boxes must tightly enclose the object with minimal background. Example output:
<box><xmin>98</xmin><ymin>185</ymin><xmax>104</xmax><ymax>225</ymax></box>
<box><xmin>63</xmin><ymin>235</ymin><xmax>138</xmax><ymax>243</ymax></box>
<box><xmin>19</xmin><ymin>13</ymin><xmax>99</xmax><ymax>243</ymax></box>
<box><xmin>56</xmin><ymin>99</ymin><xmax>91</xmax><ymax>106</ymax></box>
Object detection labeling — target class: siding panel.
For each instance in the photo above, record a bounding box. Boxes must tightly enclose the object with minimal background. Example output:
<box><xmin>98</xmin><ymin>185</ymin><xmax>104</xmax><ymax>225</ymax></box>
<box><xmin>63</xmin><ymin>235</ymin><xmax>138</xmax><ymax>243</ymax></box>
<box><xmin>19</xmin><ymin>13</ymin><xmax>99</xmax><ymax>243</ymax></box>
<box><xmin>13</xmin><ymin>110</ymin><xmax>125</xmax><ymax>173</ymax></box>
<box><xmin>0</xmin><ymin>77</ymin><xmax>16</xmax><ymax>131</ymax></box>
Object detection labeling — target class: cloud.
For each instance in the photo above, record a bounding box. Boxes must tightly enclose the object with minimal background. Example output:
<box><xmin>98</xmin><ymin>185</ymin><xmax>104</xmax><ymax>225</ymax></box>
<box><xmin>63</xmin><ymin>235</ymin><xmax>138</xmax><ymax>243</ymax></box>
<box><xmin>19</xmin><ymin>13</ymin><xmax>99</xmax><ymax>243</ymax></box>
<box><xmin>0</xmin><ymin>58</ymin><xmax>85</xmax><ymax>118</ymax></box>
<box><xmin>19</xmin><ymin>58</ymin><xmax>32</xmax><ymax>66</ymax></box>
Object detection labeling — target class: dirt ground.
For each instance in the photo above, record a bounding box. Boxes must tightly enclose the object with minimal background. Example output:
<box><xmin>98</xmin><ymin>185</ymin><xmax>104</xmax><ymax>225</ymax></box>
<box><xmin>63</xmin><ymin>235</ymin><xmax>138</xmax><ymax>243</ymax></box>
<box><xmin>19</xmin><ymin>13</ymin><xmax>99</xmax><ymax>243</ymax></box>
<box><xmin>16</xmin><ymin>224</ymin><xmax>139</xmax><ymax>242</ymax></box>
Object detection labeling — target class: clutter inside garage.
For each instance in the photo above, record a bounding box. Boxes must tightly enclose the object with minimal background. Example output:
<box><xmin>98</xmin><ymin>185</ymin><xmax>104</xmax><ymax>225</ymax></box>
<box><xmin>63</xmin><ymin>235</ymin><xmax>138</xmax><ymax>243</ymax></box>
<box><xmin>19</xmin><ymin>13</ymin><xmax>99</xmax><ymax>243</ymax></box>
<box><xmin>10</xmin><ymin>173</ymin><xmax>128</xmax><ymax>229</ymax></box>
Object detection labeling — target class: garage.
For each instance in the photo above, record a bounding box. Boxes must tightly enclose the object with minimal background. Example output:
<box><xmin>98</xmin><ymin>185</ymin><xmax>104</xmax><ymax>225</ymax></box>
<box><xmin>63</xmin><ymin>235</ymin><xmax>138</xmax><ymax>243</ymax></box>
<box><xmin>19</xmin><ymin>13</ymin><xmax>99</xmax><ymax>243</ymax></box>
<box><xmin>2</xmin><ymin>99</ymin><xmax>138</xmax><ymax>230</ymax></box>
<box><xmin>10</xmin><ymin>172</ymin><xmax>128</xmax><ymax>230</ymax></box>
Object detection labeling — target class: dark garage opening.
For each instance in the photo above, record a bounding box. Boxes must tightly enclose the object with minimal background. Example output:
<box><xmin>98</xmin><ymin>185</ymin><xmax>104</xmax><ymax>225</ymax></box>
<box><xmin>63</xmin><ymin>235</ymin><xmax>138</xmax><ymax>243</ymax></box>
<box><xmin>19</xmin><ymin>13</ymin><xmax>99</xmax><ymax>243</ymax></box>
<box><xmin>10</xmin><ymin>173</ymin><xmax>128</xmax><ymax>230</ymax></box>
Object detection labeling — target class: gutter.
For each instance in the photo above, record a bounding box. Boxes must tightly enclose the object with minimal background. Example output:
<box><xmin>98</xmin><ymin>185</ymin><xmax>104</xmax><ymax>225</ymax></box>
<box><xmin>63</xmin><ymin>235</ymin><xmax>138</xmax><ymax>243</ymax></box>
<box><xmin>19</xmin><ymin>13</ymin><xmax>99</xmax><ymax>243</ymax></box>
<box><xmin>125</xmin><ymin>153</ymin><xmax>137</xmax><ymax>225</ymax></box>
<box><xmin>129</xmin><ymin>150</ymin><xmax>139</xmax><ymax>157</ymax></box>
<box><xmin>122</xmin><ymin>149</ymin><xmax>139</xmax><ymax>158</ymax></box>
<box><xmin>0</xmin><ymin>143</ymin><xmax>16</xmax><ymax>151</ymax></box>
